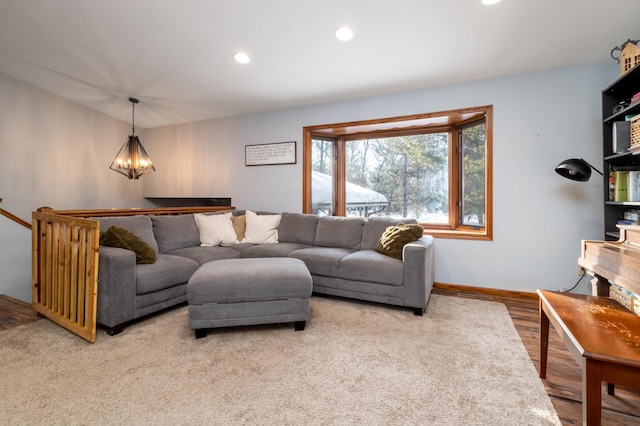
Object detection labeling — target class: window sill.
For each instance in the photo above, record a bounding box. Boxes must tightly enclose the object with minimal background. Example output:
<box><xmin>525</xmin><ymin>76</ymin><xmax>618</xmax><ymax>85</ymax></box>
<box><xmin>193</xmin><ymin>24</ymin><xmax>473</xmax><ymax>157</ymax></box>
<box><xmin>424</xmin><ymin>228</ymin><xmax>492</xmax><ymax>241</ymax></box>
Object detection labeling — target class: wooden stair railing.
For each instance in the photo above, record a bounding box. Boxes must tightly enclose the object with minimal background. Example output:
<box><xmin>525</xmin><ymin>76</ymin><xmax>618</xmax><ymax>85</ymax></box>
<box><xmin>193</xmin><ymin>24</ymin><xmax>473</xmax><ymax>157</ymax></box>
<box><xmin>0</xmin><ymin>198</ymin><xmax>31</xmax><ymax>230</ymax></box>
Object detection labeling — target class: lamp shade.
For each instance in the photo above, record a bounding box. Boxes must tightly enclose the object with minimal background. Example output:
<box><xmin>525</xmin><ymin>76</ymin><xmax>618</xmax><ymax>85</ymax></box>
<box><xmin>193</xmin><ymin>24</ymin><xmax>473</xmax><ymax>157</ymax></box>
<box><xmin>555</xmin><ymin>158</ymin><xmax>602</xmax><ymax>182</ymax></box>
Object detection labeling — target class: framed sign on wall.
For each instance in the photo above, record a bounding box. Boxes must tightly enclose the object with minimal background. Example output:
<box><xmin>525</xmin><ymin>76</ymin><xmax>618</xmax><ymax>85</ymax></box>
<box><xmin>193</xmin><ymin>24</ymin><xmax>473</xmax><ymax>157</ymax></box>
<box><xmin>245</xmin><ymin>141</ymin><xmax>296</xmax><ymax>166</ymax></box>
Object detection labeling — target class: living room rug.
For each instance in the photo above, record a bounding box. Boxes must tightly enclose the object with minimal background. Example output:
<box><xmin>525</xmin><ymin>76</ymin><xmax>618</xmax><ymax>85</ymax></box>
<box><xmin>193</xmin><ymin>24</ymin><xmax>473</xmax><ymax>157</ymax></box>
<box><xmin>0</xmin><ymin>295</ymin><xmax>560</xmax><ymax>425</ymax></box>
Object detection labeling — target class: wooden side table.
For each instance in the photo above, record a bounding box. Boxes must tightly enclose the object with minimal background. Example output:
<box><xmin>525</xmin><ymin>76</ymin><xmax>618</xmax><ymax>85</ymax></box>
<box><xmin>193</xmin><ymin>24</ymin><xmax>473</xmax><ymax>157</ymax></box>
<box><xmin>537</xmin><ymin>289</ymin><xmax>640</xmax><ymax>425</ymax></box>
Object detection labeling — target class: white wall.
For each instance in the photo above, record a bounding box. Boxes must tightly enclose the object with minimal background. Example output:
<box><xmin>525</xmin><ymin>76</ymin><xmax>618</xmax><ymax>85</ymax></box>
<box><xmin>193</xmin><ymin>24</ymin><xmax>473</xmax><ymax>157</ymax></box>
<box><xmin>0</xmin><ymin>73</ymin><xmax>150</xmax><ymax>302</ymax></box>
<box><xmin>145</xmin><ymin>62</ymin><xmax>616</xmax><ymax>294</ymax></box>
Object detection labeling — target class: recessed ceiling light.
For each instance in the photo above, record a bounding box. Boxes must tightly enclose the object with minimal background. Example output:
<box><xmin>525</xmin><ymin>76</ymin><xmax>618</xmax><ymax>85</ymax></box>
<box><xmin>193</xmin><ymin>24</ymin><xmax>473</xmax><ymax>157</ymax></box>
<box><xmin>482</xmin><ymin>0</ymin><xmax>501</xmax><ymax>4</ymax></box>
<box><xmin>233</xmin><ymin>51</ymin><xmax>251</xmax><ymax>64</ymax></box>
<box><xmin>335</xmin><ymin>26</ymin><xmax>354</xmax><ymax>42</ymax></box>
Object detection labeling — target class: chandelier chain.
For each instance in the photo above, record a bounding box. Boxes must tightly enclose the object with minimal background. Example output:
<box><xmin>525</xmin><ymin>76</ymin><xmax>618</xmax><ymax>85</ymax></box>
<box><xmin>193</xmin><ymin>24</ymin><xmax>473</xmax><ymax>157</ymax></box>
<box><xmin>131</xmin><ymin>101</ymin><xmax>136</xmax><ymax>135</ymax></box>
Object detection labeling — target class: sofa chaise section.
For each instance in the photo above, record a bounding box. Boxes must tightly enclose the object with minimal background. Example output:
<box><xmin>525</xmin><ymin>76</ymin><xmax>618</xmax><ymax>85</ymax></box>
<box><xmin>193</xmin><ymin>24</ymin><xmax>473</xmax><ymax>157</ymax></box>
<box><xmin>95</xmin><ymin>215</ymin><xmax>201</xmax><ymax>335</ymax></box>
<box><xmin>288</xmin><ymin>215</ymin><xmax>434</xmax><ymax>315</ymax></box>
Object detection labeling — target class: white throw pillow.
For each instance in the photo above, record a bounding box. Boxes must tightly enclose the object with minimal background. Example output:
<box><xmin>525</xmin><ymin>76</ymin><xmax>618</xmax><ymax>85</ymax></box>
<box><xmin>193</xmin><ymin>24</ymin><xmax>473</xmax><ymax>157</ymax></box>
<box><xmin>241</xmin><ymin>210</ymin><xmax>281</xmax><ymax>244</ymax></box>
<box><xmin>194</xmin><ymin>212</ymin><xmax>238</xmax><ymax>246</ymax></box>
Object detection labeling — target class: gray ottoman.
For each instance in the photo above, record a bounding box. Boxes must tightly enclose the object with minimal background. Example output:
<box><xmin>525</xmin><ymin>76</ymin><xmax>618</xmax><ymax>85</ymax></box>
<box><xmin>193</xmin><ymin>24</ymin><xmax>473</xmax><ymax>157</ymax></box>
<box><xmin>187</xmin><ymin>257</ymin><xmax>313</xmax><ymax>338</ymax></box>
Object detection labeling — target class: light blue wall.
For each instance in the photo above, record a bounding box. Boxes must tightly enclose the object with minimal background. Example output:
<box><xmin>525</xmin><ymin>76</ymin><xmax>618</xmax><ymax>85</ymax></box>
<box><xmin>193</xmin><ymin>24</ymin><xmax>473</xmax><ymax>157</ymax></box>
<box><xmin>0</xmin><ymin>62</ymin><xmax>617</xmax><ymax>301</ymax></box>
<box><xmin>0</xmin><ymin>224</ymin><xmax>31</xmax><ymax>301</ymax></box>
<box><xmin>144</xmin><ymin>62</ymin><xmax>616</xmax><ymax>294</ymax></box>
<box><xmin>0</xmin><ymin>73</ymin><xmax>150</xmax><ymax>302</ymax></box>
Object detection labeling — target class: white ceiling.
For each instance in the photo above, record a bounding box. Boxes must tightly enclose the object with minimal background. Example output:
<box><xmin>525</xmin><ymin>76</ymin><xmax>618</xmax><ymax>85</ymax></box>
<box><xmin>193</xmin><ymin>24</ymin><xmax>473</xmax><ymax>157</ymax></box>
<box><xmin>0</xmin><ymin>0</ymin><xmax>638</xmax><ymax>129</ymax></box>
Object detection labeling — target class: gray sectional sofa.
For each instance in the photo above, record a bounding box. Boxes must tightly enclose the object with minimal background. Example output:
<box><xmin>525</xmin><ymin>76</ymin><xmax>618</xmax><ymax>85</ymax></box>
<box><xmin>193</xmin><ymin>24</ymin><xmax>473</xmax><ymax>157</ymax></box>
<box><xmin>95</xmin><ymin>211</ymin><xmax>435</xmax><ymax>335</ymax></box>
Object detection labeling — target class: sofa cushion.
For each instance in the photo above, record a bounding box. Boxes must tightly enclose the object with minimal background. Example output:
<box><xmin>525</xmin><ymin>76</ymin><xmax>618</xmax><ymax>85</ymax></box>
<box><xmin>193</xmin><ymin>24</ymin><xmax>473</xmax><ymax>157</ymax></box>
<box><xmin>314</xmin><ymin>216</ymin><xmax>364</xmax><ymax>250</ymax></box>
<box><xmin>278</xmin><ymin>213</ymin><xmax>319</xmax><ymax>245</ymax></box>
<box><xmin>100</xmin><ymin>225</ymin><xmax>157</xmax><ymax>264</ymax></box>
<box><xmin>375</xmin><ymin>224</ymin><xmax>424</xmax><ymax>260</ymax></box>
<box><xmin>223</xmin><ymin>242</ymin><xmax>255</xmax><ymax>257</ymax></box>
<box><xmin>360</xmin><ymin>216</ymin><xmax>418</xmax><ymax>250</ymax></box>
<box><xmin>194</xmin><ymin>212</ymin><xmax>238</xmax><ymax>246</ymax></box>
<box><xmin>165</xmin><ymin>246</ymin><xmax>242</xmax><ymax>266</ymax></box>
<box><xmin>242</xmin><ymin>242</ymin><xmax>313</xmax><ymax>258</ymax></box>
<box><xmin>288</xmin><ymin>247</ymin><xmax>353</xmax><ymax>277</ymax></box>
<box><xmin>96</xmin><ymin>215</ymin><xmax>158</xmax><ymax>253</ymax></box>
<box><xmin>135</xmin><ymin>254</ymin><xmax>199</xmax><ymax>295</ymax></box>
<box><xmin>241</xmin><ymin>210</ymin><xmax>281</xmax><ymax>244</ymax></box>
<box><xmin>151</xmin><ymin>214</ymin><xmax>200</xmax><ymax>253</ymax></box>
<box><xmin>339</xmin><ymin>250</ymin><xmax>403</xmax><ymax>286</ymax></box>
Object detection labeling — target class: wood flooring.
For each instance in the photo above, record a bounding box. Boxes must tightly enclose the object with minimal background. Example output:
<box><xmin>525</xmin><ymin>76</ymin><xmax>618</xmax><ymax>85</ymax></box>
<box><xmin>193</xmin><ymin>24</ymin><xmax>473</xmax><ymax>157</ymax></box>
<box><xmin>0</xmin><ymin>294</ymin><xmax>39</xmax><ymax>330</ymax></box>
<box><xmin>1</xmin><ymin>290</ymin><xmax>639</xmax><ymax>425</ymax></box>
<box><xmin>431</xmin><ymin>286</ymin><xmax>640</xmax><ymax>425</ymax></box>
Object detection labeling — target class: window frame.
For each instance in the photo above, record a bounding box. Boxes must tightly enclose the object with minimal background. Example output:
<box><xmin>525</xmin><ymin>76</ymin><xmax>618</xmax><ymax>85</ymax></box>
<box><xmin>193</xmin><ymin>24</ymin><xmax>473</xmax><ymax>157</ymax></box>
<box><xmin>302</xmin><ymin>106</ymin><xmax>493</xmax><ymax>240</ymax></box>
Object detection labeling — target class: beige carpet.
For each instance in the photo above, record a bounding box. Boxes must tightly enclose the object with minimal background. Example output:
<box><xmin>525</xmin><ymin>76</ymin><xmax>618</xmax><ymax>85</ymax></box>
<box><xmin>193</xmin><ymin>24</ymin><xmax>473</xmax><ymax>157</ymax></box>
<box><xmin>0</xmin><ymin>295</ymin><xmax>560</xmax><ymax>425</ymax></box>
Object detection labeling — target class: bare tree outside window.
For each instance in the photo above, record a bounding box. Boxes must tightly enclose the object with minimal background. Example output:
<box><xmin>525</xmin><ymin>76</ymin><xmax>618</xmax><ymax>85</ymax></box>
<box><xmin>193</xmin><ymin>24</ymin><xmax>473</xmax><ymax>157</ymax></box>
<box><xmin>460</xmin><ymin>121</ymin><xmax>486</xmax><ymax>227</ymax></box>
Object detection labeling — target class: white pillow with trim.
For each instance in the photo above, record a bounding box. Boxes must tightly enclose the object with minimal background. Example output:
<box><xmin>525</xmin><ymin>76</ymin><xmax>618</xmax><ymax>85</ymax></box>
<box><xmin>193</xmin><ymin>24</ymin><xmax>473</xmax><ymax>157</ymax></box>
<box><xmin>241</xmin><ymin>210</ymin><xmax>281</xmax><ymax>244</ymax></box>
<box><xmin>194</xmin><ymin>212</ymin><xmax>238</xmax><ymax>246</ymax></box>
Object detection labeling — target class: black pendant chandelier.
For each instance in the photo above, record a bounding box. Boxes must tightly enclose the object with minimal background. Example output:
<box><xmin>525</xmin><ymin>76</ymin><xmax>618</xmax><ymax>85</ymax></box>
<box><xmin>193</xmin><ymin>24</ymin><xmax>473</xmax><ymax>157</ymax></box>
<box><xmin>110</xmin><ymin>97</ymin><xmax>155</xmax><ymax>179</ymax></box>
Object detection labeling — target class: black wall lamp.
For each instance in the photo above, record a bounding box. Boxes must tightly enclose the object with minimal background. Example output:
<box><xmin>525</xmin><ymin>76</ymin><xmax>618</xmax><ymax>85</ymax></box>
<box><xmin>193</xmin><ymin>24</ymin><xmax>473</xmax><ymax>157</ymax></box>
<box><xmin>555</xmin><ymin>158</ymin><xmax>603</xmax><ymax>182</ymax></box>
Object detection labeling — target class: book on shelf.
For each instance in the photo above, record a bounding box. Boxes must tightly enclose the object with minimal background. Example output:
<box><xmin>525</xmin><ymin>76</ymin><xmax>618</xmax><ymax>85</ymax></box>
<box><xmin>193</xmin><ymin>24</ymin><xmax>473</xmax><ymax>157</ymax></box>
<box><xmin>630</xmin><ymin>171</ymin><xmax>640</xmax><ymax>202</ymax></box>
<box><xmin>614</xmin><ymin>170</ymin><xmax>629</xmax><ymax>201</ymax></box>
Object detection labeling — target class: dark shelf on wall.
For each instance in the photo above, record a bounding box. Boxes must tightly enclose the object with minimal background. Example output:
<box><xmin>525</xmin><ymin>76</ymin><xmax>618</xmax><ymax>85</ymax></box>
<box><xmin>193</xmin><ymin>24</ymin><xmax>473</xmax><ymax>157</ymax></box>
<box><xmin>604</xmin><ymin>151</ymin><xmax>640</xmax><ymax>162</ymax></box>
<box><xmin>145</xmin><ymin>197</ymin><xmax>232</xmax><ymax>208</ymax></box>
<box><xmin>602</xmin><ymin>64</ymin><xmax>640</xmax><ymax>241</ymax></box>
<box><xmin>606</xmin><ymin>201</ymin><xmax>640</xmax><ymax>206</ymax></box>
<box><xmin>603</xmin><ymin>63</ymin><xmax>640</xmax><ymax>100</ymax></box>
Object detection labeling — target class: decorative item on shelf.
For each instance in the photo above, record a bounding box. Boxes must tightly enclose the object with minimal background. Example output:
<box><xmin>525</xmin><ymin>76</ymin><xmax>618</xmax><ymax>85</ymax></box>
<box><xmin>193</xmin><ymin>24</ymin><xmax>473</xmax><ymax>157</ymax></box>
<box><xmin>555</xmin><ymin>158</ymin><xmax>603</xmax><ymax>182</ymax></box>
<box><xmin>610</xmin><ymin>170</ymin><xmax>616</xmax><ymax>200</ymax></box>
<box><xmin>110</xmin><ymin>97</ymin><xmax>156</xmax><ymax>180</ymax></box>
<box><xmin>624</xmin><ymin>209</ymin><xmax>640</xmax><ymax>223</ymax></box>
<box><xmin>613</xmin><ymin>100</ymin><xmax>631</xmax><ymax>114</ymax></box>
<box><xmin>613</xmin><ymin>120</ymin><xmax>631</xmax><ymax>152</ymax></box>
<box><xmin>630</xmin><ymin>114</ymin><xmax>640</xmax><ymax>152</ymax></box>
<box><xmin>611</xmin><ymin>38</ymin><xmax>640</xmax><ymax>76</ymax></box>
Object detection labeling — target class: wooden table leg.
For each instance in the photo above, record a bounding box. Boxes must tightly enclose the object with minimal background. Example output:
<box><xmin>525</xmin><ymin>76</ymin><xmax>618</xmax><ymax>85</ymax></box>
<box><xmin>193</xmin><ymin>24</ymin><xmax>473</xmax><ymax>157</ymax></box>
<box><xmin>539</xmin><ymin>298</ymin><xmax>549</xmax><ymax>379</ymax></box>
<box><xmin>584</xmin><ymin>359</ymin><xmax>602</xmax><ymax>426</ymax></box>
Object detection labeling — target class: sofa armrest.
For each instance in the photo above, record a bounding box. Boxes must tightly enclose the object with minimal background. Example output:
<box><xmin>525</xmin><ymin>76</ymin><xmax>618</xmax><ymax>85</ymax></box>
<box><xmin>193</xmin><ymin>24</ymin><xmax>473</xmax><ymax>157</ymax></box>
<box><xmin>96</xmin><ymin>245</ymin><xmax>137</xmax><ymax>328</ymax></box>
<box><xmin>401</xmin><ymin>236</ymin><xmax>435</xmax><ymax>312</ymax></box>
